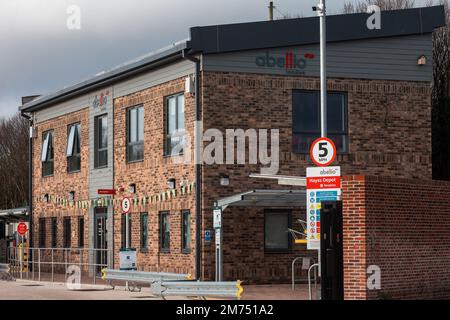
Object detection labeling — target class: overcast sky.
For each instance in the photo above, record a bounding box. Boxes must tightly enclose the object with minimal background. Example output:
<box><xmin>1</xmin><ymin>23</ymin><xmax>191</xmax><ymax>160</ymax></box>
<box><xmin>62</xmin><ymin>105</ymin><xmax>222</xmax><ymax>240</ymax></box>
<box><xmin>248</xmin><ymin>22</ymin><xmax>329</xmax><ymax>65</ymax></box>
<box><xmin>0</xmin><ymin>0</ymin><xmax>431</xmax><ymax>118</ymax></box>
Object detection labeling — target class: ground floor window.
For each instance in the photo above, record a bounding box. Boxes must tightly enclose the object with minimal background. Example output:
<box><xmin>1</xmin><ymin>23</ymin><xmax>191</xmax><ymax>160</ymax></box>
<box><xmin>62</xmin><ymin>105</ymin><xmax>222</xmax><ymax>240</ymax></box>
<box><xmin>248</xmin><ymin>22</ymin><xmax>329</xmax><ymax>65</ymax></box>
<box><xmin>140</xmin><ymin>213</ymin><xmax>148</xmax><ymax>250</ymax></box>
<box><xmin>78</xmin><ymin>217</ymin><xmax>84</xmax><ymax>248</ymax></box>
<box><xmin>121</xmin><ymin>214</ymin><xmax>132</xmax><ymax>249</ymax></box>
<box><xmin>264</xmin><ymin>211</ymin><xmax>292</xmax><ymax>252</ymax></box>
<box><xmin>39</xmin><ymin>218</ymin><xmax>46</xmax><ymax>248</ymax></box>
<box><xmin>63</xmin><ymin>217</ymin><xmax>71</xmax><ymax>248</ymax></box>
<box><xmin>0</xmin><ymin>221</ymin><xmax>5</xmax><ymax>240</ymax></box>
<box><xmin>159</xmin><ymin>212</ymin><xmax>170</xmax><ymax>252</ymax></box>
<box><xmin>181</xmin><ymin>210</ymin><xmax>191</xmax><ymax>253</ymax></box>
<box><xmin>51</xmin><ymin>218</ymin><xmax>57</xmax><ymax>248</ymax></box>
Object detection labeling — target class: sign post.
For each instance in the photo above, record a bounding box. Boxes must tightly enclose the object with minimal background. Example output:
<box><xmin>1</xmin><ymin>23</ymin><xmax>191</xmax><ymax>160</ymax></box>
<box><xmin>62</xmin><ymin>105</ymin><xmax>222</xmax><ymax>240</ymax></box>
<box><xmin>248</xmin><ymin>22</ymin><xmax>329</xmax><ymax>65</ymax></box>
<box><xmin>17</xmin><ymin>222</ymin><xmax>28</xmax><ymax>277</ymax></box>
<box><xmin>213</xmin><ymin>206</ymin><xmax>223</xmax><ymax>282</ymax></box>
<box><xmin>121</xmin><ymin>198</ymin><xmax>131</xmax><ymax>249</ymax></box>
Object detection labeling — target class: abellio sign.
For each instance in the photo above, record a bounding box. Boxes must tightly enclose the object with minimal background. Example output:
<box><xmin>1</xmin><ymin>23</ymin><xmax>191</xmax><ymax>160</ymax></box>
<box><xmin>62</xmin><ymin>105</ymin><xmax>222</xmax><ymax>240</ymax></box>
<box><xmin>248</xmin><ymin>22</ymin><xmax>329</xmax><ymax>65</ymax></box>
<box><xmin>255</xmin><ymin>49</ymin><xmax>315</xmax><ymax>74</ymax></box>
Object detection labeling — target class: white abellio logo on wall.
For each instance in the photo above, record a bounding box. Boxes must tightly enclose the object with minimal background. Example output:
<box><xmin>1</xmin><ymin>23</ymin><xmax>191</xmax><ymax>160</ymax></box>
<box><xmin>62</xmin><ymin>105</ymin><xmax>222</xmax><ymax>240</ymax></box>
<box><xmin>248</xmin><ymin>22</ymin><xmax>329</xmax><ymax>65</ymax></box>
<box><xmin>255</xmin><ymin>50</ymin><xmax>316</xmax><ymax>74</ymax></box>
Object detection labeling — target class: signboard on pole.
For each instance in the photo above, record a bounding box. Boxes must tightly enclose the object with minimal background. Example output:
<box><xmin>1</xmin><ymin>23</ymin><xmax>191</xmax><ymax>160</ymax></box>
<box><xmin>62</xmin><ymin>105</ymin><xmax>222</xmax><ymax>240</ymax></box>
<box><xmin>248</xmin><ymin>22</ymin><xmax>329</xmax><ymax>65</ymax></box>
<box><xmin>306</xmin><ymin>166</ymin><xmax>341</xmax><ymax>250</ymax></box>
<box><xmin>17</xmin><ymin>222</ymin><xmax>28</xmax><ymax>236</ymax></box>
<box><xmin>121</xmin><ymin>197</ymin><xmax>131</xmax><ymax>214</ymax></box>
<box><xmin>310</xmin><ymin>137</ymin><xmax>337</xmax><ymax>167</ymax></box>
<box><xmin>119</xmin><ymin>248</ymin><xmax>137</xmax><ymax>270</ymax></box>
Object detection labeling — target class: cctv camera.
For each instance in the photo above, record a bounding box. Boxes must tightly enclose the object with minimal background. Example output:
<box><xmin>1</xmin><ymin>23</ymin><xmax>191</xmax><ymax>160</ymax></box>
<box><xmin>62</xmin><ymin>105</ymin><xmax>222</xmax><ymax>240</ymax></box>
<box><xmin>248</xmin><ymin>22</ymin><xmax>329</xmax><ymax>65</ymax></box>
<box><xmin>312</xmin><ymin>6</ymin><xmax>317</xmax><ymax>11</ymax></box>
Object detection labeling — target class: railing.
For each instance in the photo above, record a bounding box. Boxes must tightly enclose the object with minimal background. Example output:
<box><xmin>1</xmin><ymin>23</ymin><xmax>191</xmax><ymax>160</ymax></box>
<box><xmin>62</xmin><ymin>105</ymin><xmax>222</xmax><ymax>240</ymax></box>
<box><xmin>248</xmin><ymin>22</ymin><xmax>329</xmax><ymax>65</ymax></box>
<box><xmin>152</xmin><ymin>280</ymin><xmax>244</xmax><ymax>300</ymax></box>
<box><xmin>7</xmin><ymin>247</ymin><xmax>109</xmax><ymax>285</ymax></box>
<box><xmin>0</xmin><ymin>263</ymin><xmax>10</xmax><ymax>273</ymax></box>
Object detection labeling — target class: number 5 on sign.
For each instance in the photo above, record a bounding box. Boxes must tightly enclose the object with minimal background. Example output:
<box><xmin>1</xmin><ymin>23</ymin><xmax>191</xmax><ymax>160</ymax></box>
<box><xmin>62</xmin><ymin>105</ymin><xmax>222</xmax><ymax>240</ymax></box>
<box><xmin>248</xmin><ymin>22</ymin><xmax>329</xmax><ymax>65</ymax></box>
<box><xmin>310</xmin><ymin>137</ymin><xmax>337</xmax><ymax>167</ymax></box>
<box><xmin>122</xmin><ymin>197</ymin><xmax>131</xmax><ymax>214</ymax></box>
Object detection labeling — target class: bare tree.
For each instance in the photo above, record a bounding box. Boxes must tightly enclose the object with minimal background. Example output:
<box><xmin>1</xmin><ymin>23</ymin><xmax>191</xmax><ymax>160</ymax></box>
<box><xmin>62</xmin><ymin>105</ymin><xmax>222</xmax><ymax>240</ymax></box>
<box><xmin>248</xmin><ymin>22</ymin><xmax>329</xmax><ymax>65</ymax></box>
<box><xmin>342</xmin><ymin>0</ymin><xmax>415</xmax><ymax>13</ymax></box>
<box><xmin>0</xmin><ymin>112</ymin><xmax>29</xmax><ymax>209</ymax></box>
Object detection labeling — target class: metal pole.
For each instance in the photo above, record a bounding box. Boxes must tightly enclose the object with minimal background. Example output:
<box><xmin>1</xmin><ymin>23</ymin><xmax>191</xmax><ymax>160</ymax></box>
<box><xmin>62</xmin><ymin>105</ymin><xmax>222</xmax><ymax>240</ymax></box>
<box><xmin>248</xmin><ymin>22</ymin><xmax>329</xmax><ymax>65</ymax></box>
<box><xmin>319</xmin><ymin>0</ymin><xmax>327</xmax><ymax>138</ymax></box>
<box><xmin>269</xmin><ymin>1</ymin><xmax>274</xmax><ymax>21</ymax></box>
<box><xmin>38</xmin><ymin>249</ymin><xmax>41</xmax><ymax>282</ymax></box>
<box><xmin>125</xmin><ymin>213</ymin><xmax>129</xmax><ymax>249</ymax></box>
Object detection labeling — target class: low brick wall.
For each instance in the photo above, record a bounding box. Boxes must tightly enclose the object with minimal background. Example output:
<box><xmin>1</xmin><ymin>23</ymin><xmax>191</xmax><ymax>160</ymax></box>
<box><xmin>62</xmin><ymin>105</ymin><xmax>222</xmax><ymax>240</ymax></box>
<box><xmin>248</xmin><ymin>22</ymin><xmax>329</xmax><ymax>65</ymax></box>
<box><xmin>343</xmin><ymin>175</ymin><xmax>450</xmax><ymax>300</ymax></box>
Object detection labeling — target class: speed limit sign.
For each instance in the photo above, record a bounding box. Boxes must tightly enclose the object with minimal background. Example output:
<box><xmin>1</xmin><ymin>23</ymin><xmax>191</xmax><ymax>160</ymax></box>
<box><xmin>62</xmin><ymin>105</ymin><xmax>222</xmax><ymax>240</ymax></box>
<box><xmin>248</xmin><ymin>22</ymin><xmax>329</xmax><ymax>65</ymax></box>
<box><xmin>310</xmin><ymin>137</ymin><xmax>337</xmax><ymax>167</ymax></box>
<box><xmin>121</xmin><ymin>197</ymin><xmax>131</xmax><ymax>214</ymax></box>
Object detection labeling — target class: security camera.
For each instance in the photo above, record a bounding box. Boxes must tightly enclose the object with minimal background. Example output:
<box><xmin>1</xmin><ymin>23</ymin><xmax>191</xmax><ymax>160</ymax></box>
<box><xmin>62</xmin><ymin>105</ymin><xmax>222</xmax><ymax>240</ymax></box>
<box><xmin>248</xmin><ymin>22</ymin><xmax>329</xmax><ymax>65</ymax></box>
<box><xmin>312</xmin><ymin>6</ymin><xmax>317</xmax><ymax>11</ymax></box>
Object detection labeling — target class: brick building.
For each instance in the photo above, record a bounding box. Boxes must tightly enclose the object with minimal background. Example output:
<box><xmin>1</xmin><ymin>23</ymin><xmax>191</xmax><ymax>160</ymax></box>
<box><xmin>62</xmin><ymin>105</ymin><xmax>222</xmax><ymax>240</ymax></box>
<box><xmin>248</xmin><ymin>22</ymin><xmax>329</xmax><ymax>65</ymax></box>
<box><xmin>19</xmin><ymin>6</ymin><xmax>450</xmax><ymax>298</ymax></box>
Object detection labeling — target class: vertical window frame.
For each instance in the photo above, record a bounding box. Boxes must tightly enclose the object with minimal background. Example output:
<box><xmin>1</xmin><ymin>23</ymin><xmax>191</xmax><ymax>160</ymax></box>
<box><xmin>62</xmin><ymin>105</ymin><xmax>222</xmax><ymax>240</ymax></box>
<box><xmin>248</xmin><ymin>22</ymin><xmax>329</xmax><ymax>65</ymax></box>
<box><xmin>94</xmin><ymin>114</ymin><xmax>108</xmax><ymax>169</ymax></box>
<box><xmin>67</xmin><ymin>122</ymin><xmax>81</xmax><ymax>173</ymax></box>
<box><xmin>164</xmin><ymin>93</ymin><xmax>185</xmax><ymax>156</ymax></box>
<box><xmin>140</xmin><ymin>212</ymin><xmax>149</xmax><ymax>250</ymax></box>
<box><xmin>292</xmin><ymin>90</ymin><xmax>348</xmax><ymax>154</ymax></box>
<box><xmin>264</xmin><ymin>210</ymin><xmax>292</xmax><ymax>253</ymax></box>
<box><xmin>51</xmin><ymin>217</ymin><xmax>57</xmax><ymax>248</ymax></box>
<box><xmin>126</xmin><ymin>105</ymin><xmax>144</xmax><ymax>163</ymax></box>
<box><xmin>39</xmin><ymin>218</ymin><xmax>46</xmax><ymax>248</ymax></box>
<box><xmin>181</xmin><ymin>210</ymin><xmax>191</xmax><ymax>253</ymax></box>
<box><xmin>63</xmin><ymin>217</ymin><xmax>71</xmax><ymax>248</ymax></box>
<box><xmin>159</xmin><ymin>212</ymin><xmax>170</xmax><ymax>252</ymax></box>
<box><xmin>78</xmin><ymin>217</ymin><xmax>84</xmax><ymax>248</ymax></box>
<box><xmin>41</xmin><ymin>130</ymin><xmax>54</xmax><ymax>177</ymax></box>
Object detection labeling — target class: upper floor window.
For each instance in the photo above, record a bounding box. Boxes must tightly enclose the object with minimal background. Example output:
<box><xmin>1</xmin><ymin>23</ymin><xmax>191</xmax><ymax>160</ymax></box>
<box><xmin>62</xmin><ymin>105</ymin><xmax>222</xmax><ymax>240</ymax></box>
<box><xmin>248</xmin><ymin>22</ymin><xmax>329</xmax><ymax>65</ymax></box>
<box><xmin>292</xmin><ymin>90</ymin><xmax>348</xmax><ymax>154</ymax></box>
<box><xmin>181</xmin><ymin>210</ymin><xmax>191</xmax><ymax>253</ymax></box>
<box><xmin>127</xmin><ymin>105</ymin><xmax>144</xmax><ymax>162</ymax></box>
<box><xmin>165</xmin><ymin>93</ymin><xmax>185</xmax><ymax>156</ymax></box>
<box><xmin>67</xmin><ymin>123</ymin><xmax>81</xmax><ymax>172</ymax></box>
<box><xmin>41</xmin><ymin>130</ymin><xmax>54</xmax><ymax>177</ymax></box>
<box><xmin>94</xmin><ymin>115</ymin><xmax>108</xmax><ymax>168</ymax></box>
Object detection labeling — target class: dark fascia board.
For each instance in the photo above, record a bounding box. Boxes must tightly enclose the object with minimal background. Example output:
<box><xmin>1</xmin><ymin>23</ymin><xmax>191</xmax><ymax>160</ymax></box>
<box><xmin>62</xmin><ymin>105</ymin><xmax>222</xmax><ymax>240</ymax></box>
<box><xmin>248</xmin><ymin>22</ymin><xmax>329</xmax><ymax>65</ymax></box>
<box><xmin>188</xmin><ymin>5</ymin><xmax>446</xmax><ymax>55</ymax></box>
<box><xmin>20</xmin><ymin>41</ymin><xmax>188</xmax><ymax>113</ymax></box>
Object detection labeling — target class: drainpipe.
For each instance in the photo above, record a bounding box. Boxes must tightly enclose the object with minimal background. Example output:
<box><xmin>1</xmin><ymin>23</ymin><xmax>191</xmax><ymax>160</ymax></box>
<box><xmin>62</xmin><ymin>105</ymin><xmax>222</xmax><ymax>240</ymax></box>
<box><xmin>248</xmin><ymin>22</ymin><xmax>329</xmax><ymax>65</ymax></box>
<box><xmin>20</xmin><ymin>111</ymin><xmax>33</xmax><ymax>250</ymax></box>
<box><xmin>182</xmin><ymin>50</ymin><xmax>202</xmax><ymax>280</ymax></box>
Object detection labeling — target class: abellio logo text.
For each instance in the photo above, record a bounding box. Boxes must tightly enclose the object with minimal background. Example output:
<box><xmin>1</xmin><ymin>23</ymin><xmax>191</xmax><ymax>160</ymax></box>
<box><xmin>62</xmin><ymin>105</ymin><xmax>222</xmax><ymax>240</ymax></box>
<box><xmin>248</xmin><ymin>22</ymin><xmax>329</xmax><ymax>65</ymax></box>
<box><xmin>255</xmin><ymin>50</ymin><xmax>315</xmax><ymax>73</ymax></box>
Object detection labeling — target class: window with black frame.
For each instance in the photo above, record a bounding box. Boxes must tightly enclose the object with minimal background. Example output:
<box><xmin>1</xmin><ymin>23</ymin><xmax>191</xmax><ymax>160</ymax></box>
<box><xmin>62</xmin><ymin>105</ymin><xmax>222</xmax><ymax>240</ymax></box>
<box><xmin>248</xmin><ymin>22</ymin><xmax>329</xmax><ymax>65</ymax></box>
<box><xmin>51</xmin><ymin>218</ymin><xmax>57</xmax><ymax>248</ymax></box>
<box><xmin>121</xmin><ymin>214</ymin><xmax>132</xmax><ymax>249</ymax></box>
<box><xmin>63</xmin><ymin>217</ymin><xmax>71</xmax><ymax>248</ymax></box>
<box><xmin>292</xmin><ymin>90</ymin><xmax>348</xmax><ymax>154</ymax></box>
<box><xmin>39</xmin><ymin>218</ymin><xmax>46</xmax><ymax>248</ymax></box>
<box><xmin>181</xmin><ymin>210</ymin><xmax>191</xmax><ymax>253</ymax></box>
<box><xmin>41</xmin><ymin>130</ymin><xmax>54</xmax><ymax>176</ymax></box>
<box><xmin>94</xmin><ymin>115</ymin><xmax>108</xmax><ymax>168</ymax></box>
<box><xmin>165</xmin><ymin>93</ymin><xmax>185</xmax><ymax>156</ymax></box>
<box><xmin>264</xmin><ymin>211</ymin><xmax>292</xmax><ymax>252</ymax></box>
<box><xmin>159</xmin><ymin>212</ymin><xmax>170</xmax><ymax>252</ymax></box>
<box><xmin>127</xmin><ymin>105</ymin><xmax>144</xmax><ymax>162</ymax></box>
<box><xmin>78</xmin><ymin>217</ymin><xmax>84</xmax><ymax>248</ymax></box>
<box><xmin>140</xmin><ymin>213</ymin><xmax>148</xmax><ymax>250</ymax></box>
<box><xmin>67</xmin><ymin>123</ymin><xmax>81</xmax><ymax>172</ymax></box>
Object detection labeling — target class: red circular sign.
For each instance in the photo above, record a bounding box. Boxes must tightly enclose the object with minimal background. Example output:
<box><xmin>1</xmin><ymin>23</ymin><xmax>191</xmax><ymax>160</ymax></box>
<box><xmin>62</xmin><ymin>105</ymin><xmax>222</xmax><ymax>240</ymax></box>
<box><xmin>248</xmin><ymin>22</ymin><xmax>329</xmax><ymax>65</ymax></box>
<box><xmin>121</xmin><ymin>197</ymin><xmax>131</xmax><ymax>214</ymax></box>
<box><xmin>310</xmin><ymin>137</ymin><xmax>337</xmax><ymax>167</ymax></box>
<box><xmin>17</xmin><ymin>222</ymin><xmax>28</xmax><ymax>236</ymax></box>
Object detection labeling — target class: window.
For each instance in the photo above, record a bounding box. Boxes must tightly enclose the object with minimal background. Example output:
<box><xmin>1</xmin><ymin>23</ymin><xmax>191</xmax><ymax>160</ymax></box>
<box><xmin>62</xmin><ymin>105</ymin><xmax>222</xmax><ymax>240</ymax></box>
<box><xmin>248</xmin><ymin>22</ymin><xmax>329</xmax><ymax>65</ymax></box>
<box><xmin>39</xmin><ymin>218</ymin><xmax>46</xmax><ymax>248</ymax></box>
<box><xmin>165</xmin><ymin>93</ymin><xmax>185</xmax><ymax>156</ymax></box>
<box><xmin>121</xmin><ymin>214</ymin><xmax>132</xmax><ymax>249</ymax></box>
<box><xmin>67</xmin><ymin>123</ymin><xmax>81</xmax><ymax>172</ymax></box>
<box><xmin>292</xmin><ymin>90</ymin><xmax>348</xmax><ymax>153</ymax></box>
<box><xmin>127</xmin><ymin>106</ymin><xmax>144</xmax><ymax>162</ymax></box>
<box><xmin>94</xmin><ymin>115</ymin><xmax>108</xmax><ymax>168</ymax></box>
<box><xmin>51</xmin><ymin>218</ymin><xmax>57</xmax><ymax>248</ymax></box>
<box><xmin>78</xmin><ymin>217</ymin><xmax>84</xmax><ymax>248</ymax></box>
<box><xmin>264</xmin><ymin>211</ymin><xmax>292</xmax><ymax>252</ymax></box>
<box><xmin>140</xmin><ymin>213</ymin><xmax>149</xmax><ymax>250</ymax></box>
<box><xmin>159</xmin><ymin>212</ymin><xmax>170</xmax><ymax>252</ymax></box>
<box><xmin>63</xmin><ymin>217</ymin><xmax>71</xmax><ymax>248</ymax></box>
<box><xmin>41</xmin><ymin>130</ymin><xmax>54</xmax><ymax>176</ymax></box>
<box><xmin>181</xmin><ymin>210</ymin><xmax>191</xmax><ymax>253</ymax></box>
<box><xmin>0</xmin><ymin>221</ymin><xmax>5</xmax><ymax>240</ymax></box>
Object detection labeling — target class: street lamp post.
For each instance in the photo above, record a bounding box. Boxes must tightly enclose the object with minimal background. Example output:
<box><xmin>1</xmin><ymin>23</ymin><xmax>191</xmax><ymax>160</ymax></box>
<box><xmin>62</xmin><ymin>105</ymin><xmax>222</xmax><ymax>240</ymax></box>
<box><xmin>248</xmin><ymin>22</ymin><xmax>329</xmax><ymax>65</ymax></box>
<box><xmin>318</xmin><ymin>0</ymin><xmax>327</xmax><ymax>138</ymax></box>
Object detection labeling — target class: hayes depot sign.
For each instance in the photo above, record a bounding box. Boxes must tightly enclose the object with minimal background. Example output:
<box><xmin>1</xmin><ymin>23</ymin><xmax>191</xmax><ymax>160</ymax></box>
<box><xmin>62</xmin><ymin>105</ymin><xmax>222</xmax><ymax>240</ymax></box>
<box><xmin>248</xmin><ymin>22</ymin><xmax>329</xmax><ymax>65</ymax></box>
<box><xmin>307</xmin><ymin>138</ymin><xmax>341</xmax><ymax>250</ymax></box>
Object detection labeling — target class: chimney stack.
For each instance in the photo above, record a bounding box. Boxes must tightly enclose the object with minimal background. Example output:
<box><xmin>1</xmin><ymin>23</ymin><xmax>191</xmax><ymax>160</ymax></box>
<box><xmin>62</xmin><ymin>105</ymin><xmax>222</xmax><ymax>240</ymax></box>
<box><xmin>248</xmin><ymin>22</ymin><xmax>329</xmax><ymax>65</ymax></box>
<box><xmin>269</xmin><ymin>1</ymin><xmax>274</xmax><ymax>21</ymax></box>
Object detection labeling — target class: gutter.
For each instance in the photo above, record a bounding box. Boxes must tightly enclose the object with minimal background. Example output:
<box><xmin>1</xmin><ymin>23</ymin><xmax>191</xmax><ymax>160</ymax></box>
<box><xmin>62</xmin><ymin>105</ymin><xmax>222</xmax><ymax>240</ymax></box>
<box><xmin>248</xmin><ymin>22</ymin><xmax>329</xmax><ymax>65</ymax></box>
<box><xmin>20</xmin><ymin>111</ymin><xmax>33</xmax><ymax>249</ymax></box>
<box><xmin>182</xmin><ymin>49</ymin><xmax>202</xmax><ymax>280</ymax></box>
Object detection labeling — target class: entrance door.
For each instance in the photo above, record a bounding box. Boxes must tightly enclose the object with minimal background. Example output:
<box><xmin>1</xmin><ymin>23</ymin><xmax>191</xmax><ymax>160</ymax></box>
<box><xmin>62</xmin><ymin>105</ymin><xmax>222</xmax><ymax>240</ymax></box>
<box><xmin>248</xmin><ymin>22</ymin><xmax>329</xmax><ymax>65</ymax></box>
<box><xmin>320</xmin><ymin>201</ymin><xmax>344</xmax><ymax>300</ymax></box>
<box><xmin>94</xmin><ymin>208</ymin><xmax>108</xmax><ymax>273</ymax></box>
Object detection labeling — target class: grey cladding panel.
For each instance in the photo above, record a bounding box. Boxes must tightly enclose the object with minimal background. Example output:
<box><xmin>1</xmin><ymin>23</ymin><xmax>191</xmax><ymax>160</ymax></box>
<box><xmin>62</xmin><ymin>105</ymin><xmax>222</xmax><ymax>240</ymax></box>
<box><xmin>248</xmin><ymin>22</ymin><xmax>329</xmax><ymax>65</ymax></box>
<box><xmin>202</xmin><ymin>35</ymin><xmax>433</xmax><ymax>81</ymax></box>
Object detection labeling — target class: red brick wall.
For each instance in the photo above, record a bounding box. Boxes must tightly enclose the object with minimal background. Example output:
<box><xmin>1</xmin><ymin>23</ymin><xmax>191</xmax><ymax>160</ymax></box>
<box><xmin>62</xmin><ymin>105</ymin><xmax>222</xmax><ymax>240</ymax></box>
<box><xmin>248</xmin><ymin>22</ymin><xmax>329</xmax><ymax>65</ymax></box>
<box><xmin>113</xmin><ymin>77</ymin><xmax>196</xmax><ymax>274</ymax></box>
<box><xmin>343</xmin><ymin>176</ymin><xmax>450</xmax><ymax>300</ymax></box>
<box><xmin>32</xmin><ymin>109</ymin><xmax>90</xmax><ymax>250</ymax></box>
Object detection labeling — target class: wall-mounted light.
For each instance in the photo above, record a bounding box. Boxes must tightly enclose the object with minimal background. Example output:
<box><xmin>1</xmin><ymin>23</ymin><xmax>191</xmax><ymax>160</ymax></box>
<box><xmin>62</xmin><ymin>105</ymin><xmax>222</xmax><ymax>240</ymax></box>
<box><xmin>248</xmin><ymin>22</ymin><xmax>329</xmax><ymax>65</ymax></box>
<box><xmin>219</xmin><ymin>174</ymin><xmax>230</xmax><ymax>186</ymax></box>
<box><xmin>417</xmin><ymin>55</ymin><xmax>427</xmax><ymax>66</ymax></box>
<box><xmin>167</xmin><ymin>178</ymin><xmax>176</xmax><ymax>190</ymax></box>
<box><xmin>68</xmin><ymin>191</ymin><xmax>75</xmax><ymax>201</ymax></box>
<box><xmin>128</xmin><ymin>183</ymin><xmax>136</xmax><ymax>194</ymax></box>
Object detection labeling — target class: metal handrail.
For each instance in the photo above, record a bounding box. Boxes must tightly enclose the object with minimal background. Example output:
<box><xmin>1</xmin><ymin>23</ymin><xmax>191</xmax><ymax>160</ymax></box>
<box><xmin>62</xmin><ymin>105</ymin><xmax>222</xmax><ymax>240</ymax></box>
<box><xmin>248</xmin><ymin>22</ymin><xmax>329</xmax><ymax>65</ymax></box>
<box><xmin>308</xmin><ymin>263</ymin><xmax>320</xmax><ymax>300</ymax></box>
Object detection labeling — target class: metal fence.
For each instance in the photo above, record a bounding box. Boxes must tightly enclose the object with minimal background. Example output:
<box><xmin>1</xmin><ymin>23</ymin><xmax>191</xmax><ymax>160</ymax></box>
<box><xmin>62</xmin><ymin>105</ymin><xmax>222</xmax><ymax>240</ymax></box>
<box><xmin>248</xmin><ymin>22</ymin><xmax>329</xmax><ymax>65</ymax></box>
<box><xmin>7</xmin><ymin>246</ymin><xmax>109</xmax><ymax>285</ymax></box>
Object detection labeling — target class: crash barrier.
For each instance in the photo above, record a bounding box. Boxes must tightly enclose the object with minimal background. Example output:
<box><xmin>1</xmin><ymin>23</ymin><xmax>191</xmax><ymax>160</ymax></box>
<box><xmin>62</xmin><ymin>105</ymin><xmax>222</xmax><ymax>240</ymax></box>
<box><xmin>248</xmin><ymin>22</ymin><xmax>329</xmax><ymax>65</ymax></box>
<box><xmin>102</xmin><ymin>269</ymin><xmax>243</xmax><ymax>299</ymax></box>
<box><xmin>8</xmin><ymin>247</ymin><xmax>108</xmax><ymax>284</ymax></box>
<box><xmin>152</xmin><ymin>280</ymin><xmax>244</xmax><ymax>300</ymax></box>
<box><xmin>101</xmin><ymin>269</ymin><xmax>192</xmax><ymax>291</ymax></box>
<box><xmin>0</xmin><ymin>263</ymin><xmax>10</xmax><ymax>273</ymax></box>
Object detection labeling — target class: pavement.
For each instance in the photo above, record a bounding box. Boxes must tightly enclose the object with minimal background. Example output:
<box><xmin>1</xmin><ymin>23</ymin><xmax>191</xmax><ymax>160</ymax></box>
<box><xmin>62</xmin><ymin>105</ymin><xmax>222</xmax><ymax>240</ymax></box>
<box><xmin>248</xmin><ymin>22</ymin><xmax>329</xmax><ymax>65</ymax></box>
<box><xmin>0</xmin><ymin>279</ymin><xmax>315</xmax><ymax>300</ymax></box>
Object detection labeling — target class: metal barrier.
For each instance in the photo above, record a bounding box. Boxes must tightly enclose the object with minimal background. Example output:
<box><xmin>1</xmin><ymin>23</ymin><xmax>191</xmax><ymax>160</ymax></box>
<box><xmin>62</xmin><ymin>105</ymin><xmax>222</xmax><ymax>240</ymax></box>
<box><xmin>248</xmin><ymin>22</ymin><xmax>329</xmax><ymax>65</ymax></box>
<box><xmin>152</xmin><ymin>280</ymin><xmax>244</xmax><ymax>300</ymax></box>
<box><xmin>7</xmin><ymin>247</ymin><xmax>109</xmax><ymax>284</ymax></box>
<box><xmin>308</xmin><ymin>263</ymin><xmax>320</xmax><ymax>300</ymax></box>
<box><xmin>101</xmin><ymin>269</ymin><xmax>192</xmax><ymax>291</ymax></box>
<box><xmin>0</xmin><ymin>263</ymin><xmax>10</xmax><ymax>273</ymax></box>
